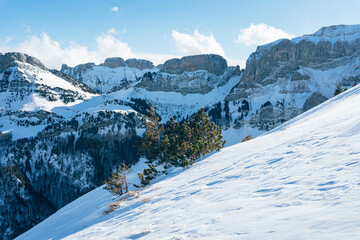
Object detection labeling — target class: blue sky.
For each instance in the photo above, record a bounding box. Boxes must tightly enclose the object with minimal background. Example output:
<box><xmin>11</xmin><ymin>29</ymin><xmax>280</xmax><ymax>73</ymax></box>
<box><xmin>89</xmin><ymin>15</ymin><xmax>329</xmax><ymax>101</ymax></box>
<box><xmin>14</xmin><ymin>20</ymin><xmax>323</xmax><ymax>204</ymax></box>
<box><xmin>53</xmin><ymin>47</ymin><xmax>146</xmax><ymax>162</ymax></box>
<box><xmin>1</xmin><ymin>0</ymin><xmax>360</xmax><ymax>69</ymax></box>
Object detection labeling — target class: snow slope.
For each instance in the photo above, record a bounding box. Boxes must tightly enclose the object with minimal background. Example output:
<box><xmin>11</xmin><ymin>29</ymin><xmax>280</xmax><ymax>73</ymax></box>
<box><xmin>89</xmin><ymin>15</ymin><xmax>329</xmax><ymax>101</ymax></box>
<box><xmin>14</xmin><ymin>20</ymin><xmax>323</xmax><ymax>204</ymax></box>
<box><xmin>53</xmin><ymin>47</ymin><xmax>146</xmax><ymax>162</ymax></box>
<box><xmin>17</xmin><ymin>83</ymin><xmax>360</xmax><ymax>239</ymax></box>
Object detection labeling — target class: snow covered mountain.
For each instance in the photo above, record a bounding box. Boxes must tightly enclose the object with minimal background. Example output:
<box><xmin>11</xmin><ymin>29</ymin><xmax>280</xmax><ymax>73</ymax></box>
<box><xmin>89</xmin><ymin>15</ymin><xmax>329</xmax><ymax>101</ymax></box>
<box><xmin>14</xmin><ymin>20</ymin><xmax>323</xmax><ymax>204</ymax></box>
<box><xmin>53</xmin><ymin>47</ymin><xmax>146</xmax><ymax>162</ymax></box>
<box><xmin>17</xmin><ymin>76</ymin><xmax>360</xmax><ymax>240</ymax></box>
<box><xmin>2</xmin><ymin>24</ymin><xmax>360</xmax><ymax>239</ymax></box>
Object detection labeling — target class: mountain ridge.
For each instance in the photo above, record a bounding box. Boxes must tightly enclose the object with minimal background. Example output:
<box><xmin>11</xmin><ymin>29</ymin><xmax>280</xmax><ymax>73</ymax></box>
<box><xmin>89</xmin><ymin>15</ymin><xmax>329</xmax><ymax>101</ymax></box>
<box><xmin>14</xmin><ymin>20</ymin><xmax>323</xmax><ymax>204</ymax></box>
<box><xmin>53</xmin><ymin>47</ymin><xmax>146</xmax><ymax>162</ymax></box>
<box><xmin>2</xmin><ymin>23</ymin><xmax>360</xmax><ymax>239</ymax></box>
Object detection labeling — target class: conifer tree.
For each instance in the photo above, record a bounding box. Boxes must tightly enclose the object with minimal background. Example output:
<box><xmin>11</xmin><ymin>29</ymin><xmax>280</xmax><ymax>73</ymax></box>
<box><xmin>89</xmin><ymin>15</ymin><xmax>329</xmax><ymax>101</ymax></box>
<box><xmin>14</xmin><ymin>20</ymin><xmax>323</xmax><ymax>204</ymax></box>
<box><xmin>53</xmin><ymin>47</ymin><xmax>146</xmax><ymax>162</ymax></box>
<box><xmin>162</xmin><ymin>117</ymin><xmax>181</xmax><ymax>165</ymax></box>
<box><xmin>188</xmin><ymin>108</ymin><xmax>225</xmax><ymax>161</ymax></box>
<box><xmin>138</xmin><ymin>106</ymin><xmax>225</xmax><ymax>185</ymax></box>
<box><xmin>104</xmin><ymin>162</ymin><xmax>132</xmax><ymax>195</ymax></box>
<box><xmin>140</xmin><ymin>104</ymin><xmax>164</xmax><ymax>163</ymax></box>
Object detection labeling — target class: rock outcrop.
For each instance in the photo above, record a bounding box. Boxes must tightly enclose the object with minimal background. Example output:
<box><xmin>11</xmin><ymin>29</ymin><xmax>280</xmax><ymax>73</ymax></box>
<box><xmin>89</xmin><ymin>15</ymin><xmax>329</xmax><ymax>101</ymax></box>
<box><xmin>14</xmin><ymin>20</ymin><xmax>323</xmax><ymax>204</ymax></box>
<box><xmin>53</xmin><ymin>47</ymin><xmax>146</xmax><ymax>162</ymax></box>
<box><xmin>162</xmin><ymin>54</ymin><xmax>228</xmax><ymax>76</ymax></box>
<box><xmin>135</xmin><ymin>66</ymin><xmax>239</xmax><ymax>95</ymax></box>
<box><xmin>100</xmin><ymin>57</ymin><xmax>126</xmax><ymax>68</ymax></box>
<box><xmin>61</xmin><ymin>62</ymin><xmax>96</xmax><ymax>78</ymax></box>
<box><xmin>125</xmin><ymin>58</ymin><xmax>154</xmax><ymax>70</ymax></box>
<box><xmin>0</xmin><ymin>52</ymin><xmax>46</xmax><ymax>72</ymax></box>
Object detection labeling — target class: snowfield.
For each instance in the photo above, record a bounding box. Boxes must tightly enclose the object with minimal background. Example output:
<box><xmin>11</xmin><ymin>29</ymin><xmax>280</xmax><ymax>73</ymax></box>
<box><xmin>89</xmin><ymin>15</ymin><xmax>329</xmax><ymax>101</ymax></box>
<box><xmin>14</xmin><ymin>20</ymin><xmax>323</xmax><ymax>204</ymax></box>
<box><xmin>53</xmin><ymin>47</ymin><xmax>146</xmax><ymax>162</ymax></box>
<box><xmin>17</xmin><ymin>84</ymin><xmax>360</xmax><ymax>239</ymax></box>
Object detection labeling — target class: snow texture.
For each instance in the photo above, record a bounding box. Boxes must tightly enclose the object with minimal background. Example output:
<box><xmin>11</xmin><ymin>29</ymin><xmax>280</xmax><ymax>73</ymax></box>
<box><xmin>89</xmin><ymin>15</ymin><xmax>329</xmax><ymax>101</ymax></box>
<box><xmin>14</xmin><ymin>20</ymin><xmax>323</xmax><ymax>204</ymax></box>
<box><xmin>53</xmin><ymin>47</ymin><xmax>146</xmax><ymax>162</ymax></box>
<box><xmin>17</xmin><ymin>84</ymin><xmax>360</xmax><ymax>239</ymax></box>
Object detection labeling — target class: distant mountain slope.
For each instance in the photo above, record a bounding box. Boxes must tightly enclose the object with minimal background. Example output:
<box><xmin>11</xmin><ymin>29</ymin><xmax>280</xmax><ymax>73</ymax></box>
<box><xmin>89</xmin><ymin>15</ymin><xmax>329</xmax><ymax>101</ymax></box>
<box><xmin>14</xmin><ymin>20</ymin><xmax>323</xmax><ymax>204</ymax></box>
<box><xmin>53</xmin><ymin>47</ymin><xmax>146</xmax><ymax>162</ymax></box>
<box><xmin>17</xmin><ymin>78</ymin><xmax>360</xmax><ymax>240</ymax></box>
<box><xmin>61</xmin><ymin>54</ymin><xmax>237</xmax><ymax>95</ymax></box>
<box><xmin>0</xmin><ymin>52</ymin><xmax>96</xmax><ymax>111</ymax></box>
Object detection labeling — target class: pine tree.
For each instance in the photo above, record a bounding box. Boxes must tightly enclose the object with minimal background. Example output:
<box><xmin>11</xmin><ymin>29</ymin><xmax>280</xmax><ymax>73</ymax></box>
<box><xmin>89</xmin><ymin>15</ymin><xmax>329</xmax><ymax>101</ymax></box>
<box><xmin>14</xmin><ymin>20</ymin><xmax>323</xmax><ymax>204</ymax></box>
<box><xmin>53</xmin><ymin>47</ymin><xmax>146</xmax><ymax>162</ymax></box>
<box><xmin>140</xmin><ymin>104</ymin><xmax>164</xmax><ymax>163</ymax></box>
<box><xmin>138</xmin><ymin>106</ymin><xmax>225</xmax><ymax>185</ymax></box>
<box><xmin>188</xmin><ymin>108</ymin><xmax>225</xmax><ymax>161</ymax></box>
<box><xmin>162</xmin><ymin>117</ymin><xmax>181</xmax><ymax>165</ymax></box>
<box><xmin>104</xmin><ymin>162</ymin><xmax>132</xmax><ymax>195</ymax></box>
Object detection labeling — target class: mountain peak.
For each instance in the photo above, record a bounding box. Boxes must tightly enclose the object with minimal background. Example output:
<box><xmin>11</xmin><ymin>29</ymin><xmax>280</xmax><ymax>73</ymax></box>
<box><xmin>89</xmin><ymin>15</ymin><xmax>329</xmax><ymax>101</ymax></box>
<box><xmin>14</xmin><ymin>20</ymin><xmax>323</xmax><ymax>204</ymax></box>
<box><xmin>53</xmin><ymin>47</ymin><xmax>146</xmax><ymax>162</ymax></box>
<box><xmin>291</xmin><ymin>24</ymin><xmax>360</xmax><ymax>45</ymax></box>
<box><xmin>0</xmin><ymin>52</ymin><xmax>46</xmax><ymax>72</ymax></box>
<box><xmin>312</xmin><ymin>24</ymin><xmax>360</xmax><ymax>38</ymax></box>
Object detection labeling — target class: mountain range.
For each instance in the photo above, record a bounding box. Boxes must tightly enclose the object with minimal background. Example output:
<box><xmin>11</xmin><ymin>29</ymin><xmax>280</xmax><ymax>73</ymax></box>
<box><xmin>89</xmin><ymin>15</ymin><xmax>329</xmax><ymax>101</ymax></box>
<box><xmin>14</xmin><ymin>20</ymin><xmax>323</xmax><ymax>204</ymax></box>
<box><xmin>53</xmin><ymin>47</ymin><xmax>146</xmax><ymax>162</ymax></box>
<box><xmin>1</xmin><ymin>24</ymin><xmax>360</xmax><ymax>239</ymax></box>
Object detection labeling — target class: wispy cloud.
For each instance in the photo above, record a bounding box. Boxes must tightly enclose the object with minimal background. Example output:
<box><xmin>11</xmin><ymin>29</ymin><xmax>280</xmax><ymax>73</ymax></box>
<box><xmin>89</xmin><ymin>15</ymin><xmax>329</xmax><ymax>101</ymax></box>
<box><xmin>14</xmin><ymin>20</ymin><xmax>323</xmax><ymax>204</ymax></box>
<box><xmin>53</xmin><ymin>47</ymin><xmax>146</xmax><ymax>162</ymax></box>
<box><xmin>171</xmin><ymin>30</ymin><xmax>226</xmax><ymax>57</ymax></box>
<box><xmin>235</xmin><ymin>23</ymin><xmax>295</xmax><ymax>46</ymax></box>
<box><xmin>22</xmin><ymin>24</ymin><xmax>31</xmax><ymax>33</ymax></box>
<box><xmin>1</xmin><ymin>36</ymin><xmax>13</xmax><ymax>44</ymax></box>
<box><xmin>110</xmin><ymin>6</ymin><xmax>118</xmax><ymax>13</ymax></box>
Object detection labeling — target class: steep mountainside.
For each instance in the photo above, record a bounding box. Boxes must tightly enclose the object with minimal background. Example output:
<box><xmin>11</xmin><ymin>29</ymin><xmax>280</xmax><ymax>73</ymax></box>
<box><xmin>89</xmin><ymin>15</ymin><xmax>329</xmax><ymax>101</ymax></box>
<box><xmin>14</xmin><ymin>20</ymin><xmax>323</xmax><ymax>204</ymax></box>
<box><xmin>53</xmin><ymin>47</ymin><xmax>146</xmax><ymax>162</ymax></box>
<box><xmin>17</xmin><ymin>78</ymin><xmax>360</xmax><ymax>240</ymax></box>
<box><xmin>2</xmin><ymin>24</ymin><xmax>360</xmax><ymax>239</ymax></box>
<box><xmin>0</xmin><ymin>53</ymin><xmax>145</xmax><ymax>239</ymax></box>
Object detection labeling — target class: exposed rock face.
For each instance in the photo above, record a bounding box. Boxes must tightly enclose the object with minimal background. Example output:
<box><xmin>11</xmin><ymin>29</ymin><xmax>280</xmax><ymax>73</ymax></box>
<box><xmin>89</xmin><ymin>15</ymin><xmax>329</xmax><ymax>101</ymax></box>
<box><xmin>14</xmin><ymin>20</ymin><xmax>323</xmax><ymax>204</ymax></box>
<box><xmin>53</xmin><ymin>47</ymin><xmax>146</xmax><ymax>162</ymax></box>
<box><xmin>162</xmin><ymin>54</ymin><xmax>228</xmax><ymax>76</ymax></box>
<box><xmin>227</xmin><ymin>25</ymin><xmax>360</xmax><ymax>101</ymax></box>
<box><xmin>61</xmin><ymin>55</ymin><xmax>235</xmax><ymax>94</ymax></box>
<box><xmin>61</xmin><ymin>62</ymin><xmax>96</xmax><ymax>77</ymax></box>
<box><xmin>125</xmin><ymin>58</ymin><xmax>154</xmax><ymax>70</ymax></box>
<box><xmin>136</xmin><ymin>66</ymin><xmax>239</xmax><ymax>95</ymax></box>
<box><xmin>100</xmin><ymin>57</ymin><xmax>126</xmax><ymax>68</ymax></box>
<box><xmin>243</xmin><ymin>39</ymin><xmax>359</xmax><ymax>85</ymax></box>
<box><xmin>0</xmin><ymin>52</ymin><xmax>46</xmax><ymax>72</ymax></box>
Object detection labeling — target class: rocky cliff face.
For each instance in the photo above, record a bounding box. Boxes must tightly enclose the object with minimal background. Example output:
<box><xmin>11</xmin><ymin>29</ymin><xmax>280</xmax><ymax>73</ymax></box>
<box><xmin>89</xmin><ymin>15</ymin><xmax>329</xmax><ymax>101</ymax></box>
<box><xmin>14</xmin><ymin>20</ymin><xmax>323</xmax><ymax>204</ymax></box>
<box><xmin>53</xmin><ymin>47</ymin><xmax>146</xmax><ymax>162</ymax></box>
<box><xmin>228</xmin><ymin>25</ymin><xmax>360</xmax><ymax>100</ymax></box>
<box><xmin>0</xmin><ymin>52</ymin><xmax>46</xmax><ymax>73</ymax></box>
<box><xmin>61</xmin><ymin>54</ymin><xmax>234</xmax><ymax>94</ymax></box>
<box><xmin>135</xmin><ymin>66</ymin><xmax>239</xmax><ymax>95</ymax></box>
<box><xmin>222</xmin><ymin>25</ymin><xmax>360</xmax><ymax>132</ymax></box>
<box><xmin>162</xmin><ymin>54</ymin><xmax>228</xmax><ymax>76</ymax></box>
<box><xmin>125</xmin><ymin>58</ymin><xmax>154</xmax><ymax>70</ymax></box>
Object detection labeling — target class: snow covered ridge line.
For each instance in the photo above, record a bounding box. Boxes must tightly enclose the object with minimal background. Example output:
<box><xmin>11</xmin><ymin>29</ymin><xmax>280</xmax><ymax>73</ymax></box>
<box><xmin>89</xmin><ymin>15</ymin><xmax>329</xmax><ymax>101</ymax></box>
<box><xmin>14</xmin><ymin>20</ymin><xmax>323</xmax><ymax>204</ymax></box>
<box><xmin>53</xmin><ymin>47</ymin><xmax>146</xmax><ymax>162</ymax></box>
<box><xmin>257</xmin><ymin>24</ymin><xmax>360</xmax><ymax>54</ymax></box>
<box><xmin>17</xmin><ymin>84</ymin><xmax>360</xmax><ymax>240</ymax></box>
<box><xmin>294</xmin><ymin>24</ymin><xmax>360</xmax><ymax>44</ymax></box>
<box><xmin>60</xmin><ymin>54</ymin><xmax>237</xmax><ymax>94</ymax></box>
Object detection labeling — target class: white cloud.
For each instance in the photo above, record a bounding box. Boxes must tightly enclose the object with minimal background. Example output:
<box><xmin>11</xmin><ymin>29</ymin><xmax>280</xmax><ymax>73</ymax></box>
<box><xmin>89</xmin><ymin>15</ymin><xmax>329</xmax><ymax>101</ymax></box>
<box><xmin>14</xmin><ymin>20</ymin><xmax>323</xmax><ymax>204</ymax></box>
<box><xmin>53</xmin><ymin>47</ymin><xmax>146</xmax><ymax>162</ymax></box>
<box><xmin>96</xmin><ymin>30</ymin><xmax>134</xmax><ymax>60</ymax></box>
<box><xmin>0</xmin><ymin>30</ymin><xmax>134</xmax><ymax>69</ymax></box>
<box><xmin>110</xmin><ymin>6</ymin><xmax>118</xmax><ymax>13</ymax></box>
<box><xmin>235</xmin><ymin>23</ymin><xmax>295</xmax><ymax>46</ymax></box>
<box><xmin>171</xmin><ymin>30</ymin><xmax>226</xmax><ymax>57</ymax></box>
<box><xmin>0</xmin><ymin>29</ymin><xmax>243</xmax><ymax>70</ymax></box>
